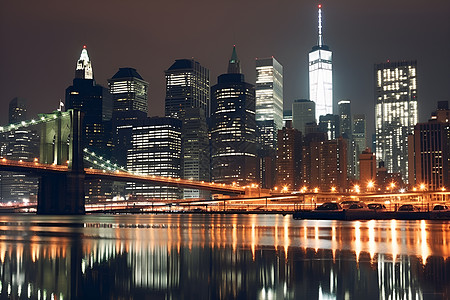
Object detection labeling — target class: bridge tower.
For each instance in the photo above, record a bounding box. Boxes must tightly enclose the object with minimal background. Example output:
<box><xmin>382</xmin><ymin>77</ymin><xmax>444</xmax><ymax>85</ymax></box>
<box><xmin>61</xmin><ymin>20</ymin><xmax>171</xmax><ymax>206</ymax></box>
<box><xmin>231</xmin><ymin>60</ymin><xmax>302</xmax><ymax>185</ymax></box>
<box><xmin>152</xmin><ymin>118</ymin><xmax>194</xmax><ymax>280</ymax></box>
<box><xmin>37</xmin><ymin>109</ymin><xmax>85</xmax><ymax>214</ymax></box>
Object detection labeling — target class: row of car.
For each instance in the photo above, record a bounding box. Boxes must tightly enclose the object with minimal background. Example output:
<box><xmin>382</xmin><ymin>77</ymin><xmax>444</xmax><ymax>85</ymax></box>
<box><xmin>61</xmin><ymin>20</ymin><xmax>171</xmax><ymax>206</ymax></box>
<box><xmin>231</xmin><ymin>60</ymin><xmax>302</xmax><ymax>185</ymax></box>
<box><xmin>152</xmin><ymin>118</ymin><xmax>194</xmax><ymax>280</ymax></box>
<box><xmin>316</xmin><ymin>201</ymin><xmax>449</xmax><ymax>212</ymax></box>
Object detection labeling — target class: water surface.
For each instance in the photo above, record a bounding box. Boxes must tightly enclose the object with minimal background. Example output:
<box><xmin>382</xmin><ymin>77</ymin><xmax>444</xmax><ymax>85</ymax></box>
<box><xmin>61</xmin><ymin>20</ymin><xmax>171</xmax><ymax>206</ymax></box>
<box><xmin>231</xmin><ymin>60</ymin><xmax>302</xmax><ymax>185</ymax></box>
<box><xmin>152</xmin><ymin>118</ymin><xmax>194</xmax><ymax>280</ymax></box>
<box><xmin>0</xmin><ymin>214</ymin><xmax>449</xmax><ymax>299</ymax></box>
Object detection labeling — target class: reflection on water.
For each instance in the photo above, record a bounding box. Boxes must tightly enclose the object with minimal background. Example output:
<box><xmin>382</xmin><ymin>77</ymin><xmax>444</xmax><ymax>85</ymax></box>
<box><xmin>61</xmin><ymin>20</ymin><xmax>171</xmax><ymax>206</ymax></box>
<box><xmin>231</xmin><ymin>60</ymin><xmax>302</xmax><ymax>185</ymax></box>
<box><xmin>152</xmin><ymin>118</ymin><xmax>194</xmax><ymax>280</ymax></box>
<box><xmin>0</xmin><ymin>214</ymin><xmax>448</xmax><ymax>299</ymax></box>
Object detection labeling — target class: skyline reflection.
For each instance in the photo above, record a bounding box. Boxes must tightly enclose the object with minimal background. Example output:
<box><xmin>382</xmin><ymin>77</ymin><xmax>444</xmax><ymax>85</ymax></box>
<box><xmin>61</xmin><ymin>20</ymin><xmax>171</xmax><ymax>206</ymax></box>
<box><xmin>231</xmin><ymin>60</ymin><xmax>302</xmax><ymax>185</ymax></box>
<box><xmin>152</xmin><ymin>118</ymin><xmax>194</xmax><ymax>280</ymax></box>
<box><xmin>0</xmin><ymin>214</ymin><xmax>448</xmax><ymax>299</ymax></box>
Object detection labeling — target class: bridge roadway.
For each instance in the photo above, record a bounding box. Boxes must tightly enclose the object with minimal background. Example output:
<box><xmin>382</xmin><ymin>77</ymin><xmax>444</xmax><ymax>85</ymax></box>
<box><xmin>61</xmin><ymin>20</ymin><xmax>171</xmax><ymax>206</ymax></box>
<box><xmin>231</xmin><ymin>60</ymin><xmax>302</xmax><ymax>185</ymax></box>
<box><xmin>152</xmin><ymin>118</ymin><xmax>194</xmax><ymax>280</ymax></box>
<box><xmin>0</xmin><ymin>159</ymin><xmax>246</xmax><ymax>195</ymax></box>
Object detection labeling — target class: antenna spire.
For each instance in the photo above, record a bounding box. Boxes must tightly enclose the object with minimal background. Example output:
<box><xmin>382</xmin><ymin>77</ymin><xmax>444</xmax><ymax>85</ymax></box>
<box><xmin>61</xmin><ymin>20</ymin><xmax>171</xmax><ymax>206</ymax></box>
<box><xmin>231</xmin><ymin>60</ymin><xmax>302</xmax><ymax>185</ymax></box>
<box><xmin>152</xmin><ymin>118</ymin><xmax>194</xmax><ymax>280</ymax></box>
<box><xmin>318</xmin><ymin>4</ymin><xmax>323</xmax><ymax>47</ymax></box>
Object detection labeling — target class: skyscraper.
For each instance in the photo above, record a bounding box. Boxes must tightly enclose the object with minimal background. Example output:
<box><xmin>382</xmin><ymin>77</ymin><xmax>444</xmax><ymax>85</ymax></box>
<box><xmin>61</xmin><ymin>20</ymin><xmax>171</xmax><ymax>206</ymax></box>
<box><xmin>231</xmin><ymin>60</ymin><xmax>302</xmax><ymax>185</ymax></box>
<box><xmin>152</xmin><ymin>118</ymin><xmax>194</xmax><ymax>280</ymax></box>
<box><xmin>352</xmin><ymin>114</ymin><xmax>367</xmax><ymax>179</ymax></box>
<box><xmin>9</xmin><ymin>97</ymin><xmax>27</xmax><ymax>124</ymax></box>
<box><xmin>292</xmin><ymin>99</ymin><xmax>315</xmax><ymax>134</ymax></box>
<box><xmin>0</xmin><ymin>98</ymin><xmax>39</xmax><ymax>202</ymax></box>
<box><xmin>309</xmin><ymin>4</ymin><xmax>333</xmax><ymax>119</ymax></box>
<box><xmin>338</xmin><ymin>100</ymin><xmax>351</xmax><ymax>138</ymax></box>
<box><xmin>408</xmin><ymin>102</ymin><xmax>449</xmax><ymax>190</ymax></box>
<box><xmin>210</xmin><ymin>46</ymin><xmax>258</xmax><ymax>185</ymax></box>
<box><xmin>126</xmin><ymin>117</ymin><xmax>182</xmax><ymax>200</ymax></box>
<box><xmin>165</xmin><ymin>59</ymin><xmax>210</xmax><ymax>119</ymax></box>
<box><xmin>66</xmin><ymin>46</ymin><xmax>113</xmax><ymax>202</ymax></box>
<box><xmin>255</xmin><ymin>57</ymin><xmax>283</xmax><ymax>150</ymax></box>
<box><xmin>275</xmin><ymin>121</ymin><xmax>302</xmax><ymax>191</ymax></box>
<box><xmin>66</xmin><ymin>46</ymin><xmax>112</xmax><ymax>157</ymax></box>
<box><xmin>164</xmin><ymin>59</ymin><xmax>210</xmax><ymax>198</ymax></box>
<box><xmin>319</xmin><ymin>114</ymin><xmax>339</xmax><ymax>140</ymax></box>
<box><xmin>375</xmin><ymin>60</ymin><xmax>418</xmax><ymax>182</ymax></box>
<box><xmin>108</xmin><ymin>67</ymin><xmax>148</xmax><ymax>167</ymax></box>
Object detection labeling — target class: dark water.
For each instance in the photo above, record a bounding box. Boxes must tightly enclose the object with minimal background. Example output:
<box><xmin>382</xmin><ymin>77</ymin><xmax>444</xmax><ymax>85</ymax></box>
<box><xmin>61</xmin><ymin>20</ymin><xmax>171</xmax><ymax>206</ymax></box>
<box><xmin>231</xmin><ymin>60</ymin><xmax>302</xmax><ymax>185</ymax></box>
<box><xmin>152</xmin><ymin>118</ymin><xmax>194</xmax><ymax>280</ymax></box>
<box><xmin>0</xmin><ymin>214</ymin><xmax>448</xmax><ymax>299</ymax></box>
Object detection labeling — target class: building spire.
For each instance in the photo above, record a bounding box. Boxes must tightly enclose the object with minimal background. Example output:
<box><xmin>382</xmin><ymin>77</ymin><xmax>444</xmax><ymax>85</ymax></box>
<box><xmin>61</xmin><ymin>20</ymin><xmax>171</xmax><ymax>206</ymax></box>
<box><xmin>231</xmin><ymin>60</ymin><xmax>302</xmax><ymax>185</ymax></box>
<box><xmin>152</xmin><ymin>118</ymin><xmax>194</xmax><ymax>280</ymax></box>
<box><xmin>75</xmin><ymin>45</ymin><xmax>93</xmax><ymax>79</ymax></box>
<box><xmin>317</xmin><ymin>4</ymin><xmax>323</xmax><ymax>47</ymax></box>
<box><xmin>227</xmin><ymin>45</ymin><xmax>241</xmax><ymax>74</ymax></box>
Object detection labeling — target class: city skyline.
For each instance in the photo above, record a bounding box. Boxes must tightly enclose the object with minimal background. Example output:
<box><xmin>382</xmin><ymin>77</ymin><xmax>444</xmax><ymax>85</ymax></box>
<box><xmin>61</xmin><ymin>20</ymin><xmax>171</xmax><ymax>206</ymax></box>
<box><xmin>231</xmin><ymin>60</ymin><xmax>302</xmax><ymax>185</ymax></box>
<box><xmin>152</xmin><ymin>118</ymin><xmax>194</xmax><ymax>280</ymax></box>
<box><xmin>1</xmin><ymin>1</ymin><xmax>450</xmax><ymax>141</ymax></box>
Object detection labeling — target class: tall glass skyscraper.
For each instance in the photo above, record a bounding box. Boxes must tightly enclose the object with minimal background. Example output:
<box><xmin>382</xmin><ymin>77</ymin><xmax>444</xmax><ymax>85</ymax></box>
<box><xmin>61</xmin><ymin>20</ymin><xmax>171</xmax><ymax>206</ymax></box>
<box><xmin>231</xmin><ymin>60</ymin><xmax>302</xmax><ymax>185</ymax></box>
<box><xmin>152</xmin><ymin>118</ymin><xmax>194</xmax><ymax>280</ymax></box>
<box><xmin>164</xmin><ymin>59</ymin><xmax>210</xmax><ymax>199</ymax></box>
<box><xmin>255</xmin><ymin>57</ymin><xmax>283</xmax><ymax>150</ymax></box>
<box><xmin>375</xmin><ymin>60</ymin><xmax>418</xmax><ymax>182</ymax></box>
<box><xmin>309</xmin><ymin>4</ymin><xmax>333</xmax><ymax>119</ymax></box>
<box><xmin>108</xmin><ymin>68</ymin><xmax>148</xmax><ymax>167</ymax></box>
<box><xmin>211</xmin><ymin>46</ymin><xmax>258</xmax><ymax>185</ymax></box>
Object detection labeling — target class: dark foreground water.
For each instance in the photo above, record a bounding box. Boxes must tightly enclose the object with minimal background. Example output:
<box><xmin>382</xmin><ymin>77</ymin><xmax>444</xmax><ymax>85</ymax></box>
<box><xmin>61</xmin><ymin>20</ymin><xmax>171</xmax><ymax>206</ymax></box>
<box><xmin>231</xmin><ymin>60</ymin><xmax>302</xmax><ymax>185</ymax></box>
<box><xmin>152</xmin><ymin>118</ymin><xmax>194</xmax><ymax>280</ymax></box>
<box><xmin>0</xmin><ymin>214</ymin><xmax>448</xmax><ymax>299</ymax></box>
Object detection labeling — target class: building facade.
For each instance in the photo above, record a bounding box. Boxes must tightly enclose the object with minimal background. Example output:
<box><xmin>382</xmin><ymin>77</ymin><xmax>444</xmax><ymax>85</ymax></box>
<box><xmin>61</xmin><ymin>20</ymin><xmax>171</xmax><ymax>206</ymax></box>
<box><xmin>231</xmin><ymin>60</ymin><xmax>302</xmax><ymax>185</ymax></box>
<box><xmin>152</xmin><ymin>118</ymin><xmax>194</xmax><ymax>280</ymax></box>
<box><xmin>319</xmin><ymin>114</ymin><xmax>339</xmax><ymax>140</ymax></box>
<box><xmin>352</xmin><ymin>114</ymin><xmax>367</xmax><ymax>179</ymax></box>
<box><xmin>375</xmin><ymin>60</ymin><xmax>418</xmax><ymax>182</ymax></box>
<box><xmin>309</xmin><ymin>4</ymin><xmax>333</xmax><ymax>119</ymax></box>
<box><xmin>408</xmin><ymin>102</ymin><xmax>450</xmax><ymax>190</ymax></box>
<box><xmin>126</xmin><ymin>117</ymin><xmax>182</xmax><ymax>200</ymax></box>
<box><xmin>255</xmin><ymin>57</ymin><xmax>283</xmax><ymax>150</ymax></box>
<box><xmin>275</xmin><ymin>121</ymin><xmax>302</xmax><ymax>191</ymax></box>
<box><xmin>164</xmin><ymin>59</ymin><xmax>210</xmax><ymax>199</ymax></box>
<box><xmin>359</xmin><ymin>148</ymin><xmax>377</xmax><ymax>187</ymax></box>
<box><xmin>292</xmin><ymin>99</ymin><xmax>315</xmax><ymax>134</ymax></box>
<box><xmin>108</xmin><ymin>67</ymin><xmax>149</xmax><ymax>167</ymax></box>
<box><xmin>210</xmin><ymin>46</ymin><xmax>258</xmax><ymax>186</ymax></box>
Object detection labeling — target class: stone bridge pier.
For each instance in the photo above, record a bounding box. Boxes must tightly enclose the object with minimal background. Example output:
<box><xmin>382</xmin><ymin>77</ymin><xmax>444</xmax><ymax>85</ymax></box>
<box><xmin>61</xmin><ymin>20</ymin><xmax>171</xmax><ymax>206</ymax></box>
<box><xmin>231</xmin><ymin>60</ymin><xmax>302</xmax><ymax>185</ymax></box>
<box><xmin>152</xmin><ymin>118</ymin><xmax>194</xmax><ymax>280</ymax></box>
<box><xmin>37</xmin><ymin>109</ymin><xmax>85</xmax><ymax>214</ymax></box>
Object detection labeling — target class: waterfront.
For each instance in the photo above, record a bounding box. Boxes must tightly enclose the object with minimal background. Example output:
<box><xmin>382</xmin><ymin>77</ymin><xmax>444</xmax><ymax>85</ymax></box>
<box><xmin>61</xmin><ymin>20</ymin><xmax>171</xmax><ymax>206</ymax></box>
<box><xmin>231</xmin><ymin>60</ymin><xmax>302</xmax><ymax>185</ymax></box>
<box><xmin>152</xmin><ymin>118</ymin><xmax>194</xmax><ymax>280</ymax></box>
<box><xmin>0</xmin><ymin>214</ymin><xmax>448</xmax><ymax>299</ymax></box>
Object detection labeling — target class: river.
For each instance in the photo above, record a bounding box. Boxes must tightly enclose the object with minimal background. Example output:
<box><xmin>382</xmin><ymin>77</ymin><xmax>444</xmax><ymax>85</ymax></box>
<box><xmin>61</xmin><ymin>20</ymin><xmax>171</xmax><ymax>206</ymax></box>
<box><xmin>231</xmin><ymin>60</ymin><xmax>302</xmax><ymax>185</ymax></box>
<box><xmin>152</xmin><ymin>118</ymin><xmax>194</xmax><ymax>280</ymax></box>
<box><xmin>0</xmin><ymin>213</ymin><xmax>448</xmax><ymax>299</ymax></box>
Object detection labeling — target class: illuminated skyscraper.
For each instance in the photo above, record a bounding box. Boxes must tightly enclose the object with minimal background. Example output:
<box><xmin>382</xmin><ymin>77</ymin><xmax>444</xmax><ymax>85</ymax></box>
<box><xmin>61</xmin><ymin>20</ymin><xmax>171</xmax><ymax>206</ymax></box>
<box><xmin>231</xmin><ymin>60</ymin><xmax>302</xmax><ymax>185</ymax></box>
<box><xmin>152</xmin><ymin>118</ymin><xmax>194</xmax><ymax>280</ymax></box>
<box><xmin>309</xmin><ymin>4</ymin><xmax>333</xmax><ymax>119</ymax></box>
<box><xmin>255</xmin><ymin>57</ymin><xmax>283</xmax><ymax>150</ymax></box>
<box><xmin>9</xmin><ymin>97</ymin><xmax>27</xmax><ymax>124</ymax></box>
<box><xmin>375</xmin><ymin>60</ymin><xmax>418</xmax><ymax>182</ymax></box>
<box><xmin>66</xmin><ymin>46</ymin><xmax>113</xmax><ymax>202</ymax></box>
<box><xmin>211</xmin><ymin>46</ymin><xmax>258</xmax><ymax>185</ymax></box>
<box><xmin>164</xmin><ymin>59</ymin><xmax>210</xmax><ymax>198</ymax></box>
<box><xmin>108</xmin><ymin>67</ymin><xmax>148</xmax><ymax>167</ymax></box>
<box><xmin>126</xmin><ymin>117</ymin><xmax>182</xmax><ymax>200</ymax></box>
<box><xmin>352</xmin><ymin>114</ymin><xmax>366</xmax><ymax>179</ymax></box>
<box><xmin>75</xmin><ymin>45</ymin><xmax>93</xmax><ymax>80</ymax></box>
<box><xmin>319</xmin><ymin>114</ymin><xmax>339</xmax><ymax>140</ymax></box>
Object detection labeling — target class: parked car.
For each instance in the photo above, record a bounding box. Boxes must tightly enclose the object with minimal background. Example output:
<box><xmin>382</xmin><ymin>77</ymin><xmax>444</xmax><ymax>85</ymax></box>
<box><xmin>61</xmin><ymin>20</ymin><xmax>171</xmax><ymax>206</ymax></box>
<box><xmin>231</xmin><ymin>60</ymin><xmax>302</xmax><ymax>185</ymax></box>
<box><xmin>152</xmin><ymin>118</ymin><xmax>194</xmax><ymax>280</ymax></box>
<box><xmin>368</xmin><ymin>203</ymin><xmax>387</xmax><ymax>210</ymax></box>
<box><xmin>340</xmin><ymin>200</ymin><xmax>359</xmax><ymax>209</ymax></box>
<box><xmin>433</xmin><ymin>204</ymin><xmax>449</xmax><ymax>211</ymax></box>
<box><xmin>347</xmin><ymin>202</ymin><xmax>368</xmax><ymax>210</ymax></box>
<box><xmin>398</xmin><ymin>204</ymin><xmax>420</xmax><ymax>212</ymax></box>
<box><xmin>316</xmin><ymin>202</ymin><xmax>342</xmax><ymax>211</ymax></box>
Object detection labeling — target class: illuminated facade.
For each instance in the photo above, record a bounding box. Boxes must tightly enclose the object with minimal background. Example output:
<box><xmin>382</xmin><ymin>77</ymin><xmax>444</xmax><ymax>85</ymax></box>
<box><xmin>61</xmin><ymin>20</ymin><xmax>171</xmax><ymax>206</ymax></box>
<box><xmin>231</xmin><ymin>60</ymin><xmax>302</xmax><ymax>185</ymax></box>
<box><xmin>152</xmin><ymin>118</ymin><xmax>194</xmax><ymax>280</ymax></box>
<box><xmin>408</xmin><ymin>102</ymin><xmax>450</xmax><ymax>190</ymax></box>
<box><xmin>164</xmin><ymin>60</ymin><xmax>210</xmax><ymax>198</ymax></box>
<box><xmin>165</xmin><ymin>59</ymin><xmax>210</xmax><ymax>119</ymax></box>
<box><xmin>275</xmin><ymin>121</ymin><xmax>302</xmax><ymax>190</ymax></box>
<box><xmin>318</xmin><ymin>114</ymin><xmax>339</xmax><ymax>140</ymax></box>
<box><xmin>109</xmin><ymin>67</ymin><xmax>148</xmax><ymax>167</ymax></box>
<box><xmin>352</xmin><ymin>114</ymin><xmax>366</xmax><ymax>179</ymax></box>
<box><xmin>211</xmin><ymin>46</ymin><xmax>258</xmax><ymax>185</ymax></box>
<box><xmin>75</xmin><ymin>45</ymin><xmax>93</xmax><ymax>80</ymax></box>
<box><xmin>126</xmin><ymin>117</ymin><xmax>182</xmax><ymax>200</ymax></box>
<box><xmin>255</xmin><ymin>57</ymin><xmax>283</xmax><ymax>150</ymax></box>
<box><xmin>309</xmin><ymin>4</ymin><xmax>333</xmax><ymax>119</ymax></box>
<box><xmin>359</xmin><ymin>148</ymin><xmax>376</xmax><ymax>185</ymax></box>
<box><xmin>292</xmin><ymin>99</ymin><xmax>315</xmax><ymax>134</ymax></box>
<box><xmin>8</xmin><ymin>97</ymin><xmax>27</xmax><ymax>124</ymax></box>
<box><xmin>375</xmin><ymin>61</ymin><xmax>418</xmax><ymax>182</ymax></box>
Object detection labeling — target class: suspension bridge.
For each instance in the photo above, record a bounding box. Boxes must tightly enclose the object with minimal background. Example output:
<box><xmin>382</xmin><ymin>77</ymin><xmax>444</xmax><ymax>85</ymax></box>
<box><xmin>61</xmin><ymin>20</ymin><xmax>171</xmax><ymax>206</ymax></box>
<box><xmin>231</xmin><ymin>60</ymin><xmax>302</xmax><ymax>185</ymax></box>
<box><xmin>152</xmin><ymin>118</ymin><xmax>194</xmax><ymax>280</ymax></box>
<box><xmin>0</xmin><ymin>110</ymin><xmax>245</xmax><ymax>214</ymax></box>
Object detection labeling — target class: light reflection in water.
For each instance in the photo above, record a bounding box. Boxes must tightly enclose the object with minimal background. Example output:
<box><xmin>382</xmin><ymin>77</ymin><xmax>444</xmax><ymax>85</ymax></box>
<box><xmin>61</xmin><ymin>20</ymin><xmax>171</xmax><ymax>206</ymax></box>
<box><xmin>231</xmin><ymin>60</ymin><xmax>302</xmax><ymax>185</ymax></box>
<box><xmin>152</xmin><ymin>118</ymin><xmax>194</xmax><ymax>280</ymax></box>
<box><xmin>0</xmin><ymin>215</ymin><xmax>447</xmax><ymax>299</ymax></box>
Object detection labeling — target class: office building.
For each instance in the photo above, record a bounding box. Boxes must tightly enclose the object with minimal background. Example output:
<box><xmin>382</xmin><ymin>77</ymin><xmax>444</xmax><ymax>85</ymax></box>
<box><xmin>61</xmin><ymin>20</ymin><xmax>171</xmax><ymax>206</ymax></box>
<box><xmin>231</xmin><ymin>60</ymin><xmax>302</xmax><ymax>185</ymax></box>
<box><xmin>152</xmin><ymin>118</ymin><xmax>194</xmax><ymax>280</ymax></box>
<box><xmin>359</xmin><ymin>148</ymin><xmax>377</xmax><ymax>187</ymax></box>
<box><xmin>292</xmin><ymin>99</ymin><xmax>315</xmax><ymax>134</ymax></box>
<box><xmin>164</xmin><ymin>59</ymin><xmax>210</xmax><ymax>198</ymax></box>
<box><xmin>309</xmin><ymin>4</ymin><xmax>333</xmax><ymax>119</ymax></box>
<box><xmin>66</xmin><ymin>46</ymin><xmax>113</xmax><ymax>157</ymax></box>
<box><xmin>408</xmin><ymin>102</ymin><xmax>450</xmax><ymax>190</ymax></box>
<box><xmin>375</xmin><ymin>60</ymin><xmax>418</xmax><ymax>182</ymax></box>
<box><xmin>126</xmin><ymin>117</ymin><xmax>182</xmax><ymax>200</ymax></box>
<box><xmin>109</xmin><ymin>67</ymin><xmax>149</xmax><ymax>167</ymax></box>
<box><xmin>319</xmin><ymin>114</ymin><xmax>339</xmax><ymax>140</ymax></box>
<box><xmin>255</xmin><ymin>57</ymin><xmax>283</xmax><ymax>150</ymax></box>
<box><xmin>165</xmin><ymin>59</ymin><xmax>210</xmax><ymax>119</ymax></box>
<box><xmin>338</xmin><ymin>100</ymin><xmax>351</xmax><ymax>138</ymax></box>
<box><xmin>210</xmin><ymin>46</ymin><xmax>258</xmax><ymax>185</ymax></box>
<box><xmin>352</xmin><ymin>114</ymin><xmax>367</xmax><ymax>179</ymax></box>
<box><xmin>9</xmin><ymin>97</ymin><xmax>27</xmax><ymax>124</ymax></box>
<box><xmin>0</xmin><ymin>98</ymin><xmax>39</xmax><ymax>202</ymax></box>
<box><xmin>275</xmin><ymin>121</ymin><xmax>302</xmax><ymax>191</ymax></box>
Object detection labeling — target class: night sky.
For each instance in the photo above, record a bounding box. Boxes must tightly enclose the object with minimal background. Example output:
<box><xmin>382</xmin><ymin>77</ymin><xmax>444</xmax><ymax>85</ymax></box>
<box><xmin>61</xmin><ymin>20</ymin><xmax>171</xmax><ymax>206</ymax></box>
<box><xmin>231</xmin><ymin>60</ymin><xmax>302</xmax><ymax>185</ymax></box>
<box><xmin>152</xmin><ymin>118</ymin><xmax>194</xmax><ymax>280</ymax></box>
<box><xmin>1</xmin><ymin>0</ymin><xmax>449</xmax><ymax>139</ymax></box>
